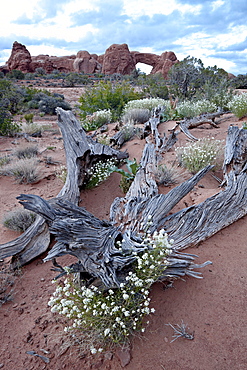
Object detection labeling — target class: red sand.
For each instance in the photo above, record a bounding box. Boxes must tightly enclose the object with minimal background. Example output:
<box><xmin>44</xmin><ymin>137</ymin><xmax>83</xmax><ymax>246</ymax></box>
<box><xmin>0</xmin><ymin>90</ymin><xmax>246</xmax><ymax>369</ymax></box>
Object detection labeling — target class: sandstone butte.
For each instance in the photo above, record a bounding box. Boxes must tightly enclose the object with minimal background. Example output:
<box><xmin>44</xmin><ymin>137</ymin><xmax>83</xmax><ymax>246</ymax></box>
<box><xmin>0</xmin><ymin>41</ymin><xmax>179</xmax><ymax>79</ymax></box>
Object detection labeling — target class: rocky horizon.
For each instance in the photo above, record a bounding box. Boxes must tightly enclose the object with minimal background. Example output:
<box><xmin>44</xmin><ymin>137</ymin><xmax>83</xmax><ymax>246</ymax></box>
<box><xmin>0</xmin><ymin>41</ymin><xmax>178</xmax><ymax>78</ymax></box>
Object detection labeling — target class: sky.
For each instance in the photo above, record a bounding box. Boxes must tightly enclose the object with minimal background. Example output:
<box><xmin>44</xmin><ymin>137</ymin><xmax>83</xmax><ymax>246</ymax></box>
<box><xmin>0</xmin><ymin>0</ymin><xmax>247</xmax><ymax>76</ymax></box>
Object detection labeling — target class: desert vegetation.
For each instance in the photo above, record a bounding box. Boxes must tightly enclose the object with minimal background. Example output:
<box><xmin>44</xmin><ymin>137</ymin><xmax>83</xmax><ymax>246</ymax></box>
<box><xmin>0</xmin><ymin>56</ymin><xmax>247</xmax><ymax>368</ymax></box>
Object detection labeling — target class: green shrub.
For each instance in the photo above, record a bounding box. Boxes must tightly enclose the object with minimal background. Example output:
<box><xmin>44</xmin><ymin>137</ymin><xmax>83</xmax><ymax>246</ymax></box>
<box><xmin>35</xmin><ymin>67</ymin><xmax>46</xmax><ymax>76</ymax></box>
<box><xmin>81</xmin><ymin>110</ymin><xmax>112</xmax><ymax>131</ymax></box>
<box><xmin>24</xmin><ymin>113</ymin><xmax>34</xmax><ymax>123</ymax></box>
<box><xmin>0</xmin><ymin>114</ymin><xmax>20</xmax><ymax>136</ymax></box>
<box><xmin>111</xmin><ymin>158</ymin><xmax>139</xmax><ymax>193</ymax></box>
<box><xmin>38</xmin><ymin>95</ymin><xmax>71</xmax><ymax>115</ymax></box>
<box><xmin>228</xmin><ymin>93</ymin><xmax>247</xmax><ymax>119</ymax></box>
<box><xmin>63</xmin><ymin>72</ymin><xmax>89</xmax><ymax>87</ymax></box>
<box><xmin>0</xmin><ymin>157</ymin><xmax>41</xmax><ymax>183</ymax></box>
<box><xmin>26</xmin><ymin>90</ymin><xmax>71</xmax><ymax>115</ymax></box>
<box><xmin>7</xmin><ymin>69</ymin><xmax>25</xmax><ymax>80</ymax></box>
<box><xmin>176</xmin><ymin>137</ymin><xmax>224</xmax><ymax>173</ymax></box>
<box><xmin>139</xmin><ymin>73</ymin><xmax>169</xmax><ymax>100</ymax></box>
<box><xmin>79</xmin><ymin>81</ymin><xmax>143</xmax><ymax>121</ymax></box>
<box><xmin>2</xmin><ymin>208</ymin><xmax>36</xmax><ymax>232</ymax></box>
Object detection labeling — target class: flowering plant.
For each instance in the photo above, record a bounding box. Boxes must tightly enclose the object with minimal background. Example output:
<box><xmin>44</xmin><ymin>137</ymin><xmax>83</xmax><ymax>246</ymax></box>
<box><xmin>176</xmin><ymin>137</ymin><xmax>224</xmax><ymax>174</ymax></box>
<box><xmin>86</xmin><ymin>158</ymin><xmax>117</xmax><ymax>189</ymax></box>
<box><xmin>48</xmin><ymin>227</ymin><xmax>173</xmax><ymax>354</ymax></box>
<box><xmin>228</xmin><ymin>93</ymin><xmax>247</xmax><ymax>119</ymax></box>
<box><xmin>81</xmin><ymin>109</ymin><xmax>112</xmax><ymax>131</ymax></box>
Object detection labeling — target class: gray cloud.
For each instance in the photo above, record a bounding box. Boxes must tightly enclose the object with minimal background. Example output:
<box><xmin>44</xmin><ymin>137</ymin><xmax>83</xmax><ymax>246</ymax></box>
<box><xmin>1</xmin><ymin>0</ymin><xmax>247</xmax><ymax>75</ymax></box>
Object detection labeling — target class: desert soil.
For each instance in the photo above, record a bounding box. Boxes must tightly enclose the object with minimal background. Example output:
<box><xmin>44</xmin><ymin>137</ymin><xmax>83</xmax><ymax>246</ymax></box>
<box><xmin>0</xmin><ymin>87</ymin><xmax>246</xmax><ymax>370</ymax></box>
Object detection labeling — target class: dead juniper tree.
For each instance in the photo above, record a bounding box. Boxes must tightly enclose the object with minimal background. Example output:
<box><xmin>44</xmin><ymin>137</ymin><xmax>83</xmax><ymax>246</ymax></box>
<box><xmin>1</xmin><ymin>108</ymin><xmax>247</xmax><ymax>290</ymax></box>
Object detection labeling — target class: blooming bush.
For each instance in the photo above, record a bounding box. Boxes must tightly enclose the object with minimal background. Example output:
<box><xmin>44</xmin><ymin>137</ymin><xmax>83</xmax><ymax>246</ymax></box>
<box><xmin>86</xmin><ymin>158</ymin><xmax>117</xmax><ymax>189</ymax></box>
<box><xmin>48</xmin><ymin>228</ymin><xmax>173</xmax><ymax>353</ymax></box>
<box><xmin>81</xmin><ymin>109</ymin><xmax>112</xmax><ymax>131</ymax></box>
<box><xmin>177</xmin><ymin>99</ymin><xmax>217</xmax><ymax>118</ymax></box>
<box><xmin>123</xmin><ymin>98</ymin><xmax>170</xmax><ymax>114</ymax></box>
<box><xmin>228</xmin><ymin>93</ymin><xmax>247</xmax><ymax>119</ymax></box>
<box><xmin>176</xmin><ymin>137</ymin><xmax>224</xmax><ymax>173</ymax></box>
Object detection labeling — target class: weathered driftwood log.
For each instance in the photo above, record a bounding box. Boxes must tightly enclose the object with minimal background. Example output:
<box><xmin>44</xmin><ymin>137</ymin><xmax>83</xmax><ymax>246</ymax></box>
<box><xmin>1</xmin><ymin>109</ymin><xmax>246</xmax><ymax>290</ymax></box>
<box><xmin>176</xmin><ymin>111</ymin><xmax>227</xmax><ymax>141</ymax></box>
<box><xmin>0</xmin><ymin>108</ymin><xmax>127</xmax><ymax>267</ymax></box>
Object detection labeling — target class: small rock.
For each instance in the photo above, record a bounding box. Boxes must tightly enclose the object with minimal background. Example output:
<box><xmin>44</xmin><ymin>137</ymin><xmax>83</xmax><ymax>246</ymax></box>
<box><xmin>40</xmin><ymin>278</ymin><xmax>45</xmax><ymax>282</ymax></box>
<box><xmin>18</xmin><ymin>308</ymin><xmax>24</xmax><ymax>315</ymax></box>
<box><xmin>164</xmin><ymin>337</ymin><xmax>169</xmax><ymax>343</ymax></box>
<box><xmin>104</xmin><ymin>352</ymin><xmax>113</xmax><ymax>361</ymax></box>
<box><xmin>0</xmin><ymin>363</ymin><xmax>4</xmax><ymax>368</ymax></box>
<box><xmin>116</xmin><ymin>347</ymin><xmax>131</xmax><ymax>367</ymax></box>
<box><xmin>20</xmin><ymin>301</ymin><xmax>26</xmax><ymax>306</ymax></box>
<box><xmin>12</xmin><ymin>303</ymin><xmax>18</xmax><ymax>308</ymax></box>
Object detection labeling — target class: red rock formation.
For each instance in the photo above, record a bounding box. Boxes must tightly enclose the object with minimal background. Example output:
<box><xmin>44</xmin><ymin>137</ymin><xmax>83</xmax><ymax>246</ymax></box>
<box><xmin>131</xmin><ymin>50</ymin><xmax>178</xmax><ymax>78</ymax></box>
<box><xmin>73</xmin><ymin>51</ymin><xmax>101</xmax><ymax>74</ymax></box>
<box><xmin>7</xmin><ymin>41</ymin><xmax>32</xmax><ymax>73</ymax></box>
<box><xmin>4</xmin><ymin>41</ymin><xmax>178</xmax><ymax>78</ymax></box>
<box><xmin>102</xmin><ymin>44</ymin><xmax>136</xmax><ymax>75</ymax></box>
<box><xmin>31</xmin><ymin>54</ymin><xmax>76</xmax><ymax>73</ymax></box>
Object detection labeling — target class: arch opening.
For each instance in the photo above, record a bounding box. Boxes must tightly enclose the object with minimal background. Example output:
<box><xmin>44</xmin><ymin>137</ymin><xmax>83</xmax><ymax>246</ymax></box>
<box><xmin>136</xmin><ymin>62</ymin><xmax>153</xmax><ymax>75</ymax></box>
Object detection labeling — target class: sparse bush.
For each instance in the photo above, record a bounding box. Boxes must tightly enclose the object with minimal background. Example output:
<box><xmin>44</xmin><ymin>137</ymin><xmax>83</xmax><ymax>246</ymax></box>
<box><xmin>230</xmin><ymin>74</ymin><xmax>247</xmax><ymax>89</ymax></box>
<box><xmin>0</xmin><ymin>80</ymin><xmax>23</xmax><ymax>135</ymax></box>
<box><xmin>0</xmin><ymin>157</ymin><xmax>41</xmax><ymax>183</ymax></box>
<box><xmin>139</xmin><ymin>73</ymin><xmax>169</xmax><ymax>100</ymax></box>
<box><xmin>96</xmin><ymin>134</ymin><xmax>111</xmax><ymax>146</ymax></box>
<box><xmin>63</xmin><ymin>72</ymin><xmax>89</xmax><ymax>87</ymax></box>
<box><xmin>7</xmin><ymin>69</ymin><xmax>25</xmax><ymax>80</ymax></box>
<box><xmin>2</xmin><ymin>208</ymin><xmax>36</xmax><ymax>232</ymax></box>
<box><xmin>26</xmin><ymin>90</ymin><xmax>71</xmax><ymax>115</ymax></box>
<box><xmin>228</xmin><ymin>93</ymin><xmax>247</xmax><ymax>119</ymax></box>
<box><xmin>176</xmin><ymin>137</ymin><xmax>224</xmax><ymax>173</ymax></box>
<box><xmin>14</xmin><ymin>145</ymin><xmax>39</xmax><ymax>159</ymax></box>
<box><xmin>0</xmin><ymin>155</ymin><xmax>11</xmax><ymax>167</ymax></box>
<box><xmin>21</xmin><ymin>122</ymin><xmax>43</xmax><ymax>136</ymax></box>
<box><xmin>122</xmin><ymin>108</ymin><xmax>151</xmax><ymax>124</ymax></box>
<box><xmin>119</xmin><ymin>123</ymin><xmax>141</xmax><ymax>142</ymax></box>
<box><xmin>24</xmin><ymin>113</ymin><xmax>34</xmax><ymax>123</ymax></box>
<box><xmin>0</xmin><ymin>262</ymin><xmax>16</xmax><ymax>306</ymax></box>
<box><xmin>155</xmin><ymin>164</ymin><xmax>179</xmax><ymax>186</ymax></box>
<box><xmin>35</xmin><ymin>67</ymin><xmax>46</xmax><ymax>76</ymax></box>
<box><xmin>81</xmin><ymin>110</ymin><xmax>112</xmax><ymax>131</ymax></box>
<box><xmin>24</xmin><ymin>73</ymin><xmax>36</xmax><ymax>80</ymax></box>
<box><xmin>38</xmin><ymin>95</ymin><xmax>71</xmax><ymax>115</ymax></box>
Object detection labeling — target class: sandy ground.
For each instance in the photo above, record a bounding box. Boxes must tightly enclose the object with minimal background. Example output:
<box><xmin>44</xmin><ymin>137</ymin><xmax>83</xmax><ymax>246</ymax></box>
<box><xmin>0</xmin><ymin>87</ymin><xmax>246</xmax><ymax>370</ymax></box>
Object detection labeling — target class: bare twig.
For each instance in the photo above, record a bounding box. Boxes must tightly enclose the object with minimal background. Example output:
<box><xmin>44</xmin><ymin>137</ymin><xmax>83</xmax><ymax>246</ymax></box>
<box><xmin>166</xmin><ymin>320</ymin><xmax>194</xmax><ymax>342</ymax></box>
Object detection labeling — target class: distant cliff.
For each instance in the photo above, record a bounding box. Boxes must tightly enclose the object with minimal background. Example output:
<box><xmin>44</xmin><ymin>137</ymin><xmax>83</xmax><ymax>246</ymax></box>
<box><xmin>1</xmin><ymin>41</ymin><xmax>178</xmax><ymax>79</ymax></box>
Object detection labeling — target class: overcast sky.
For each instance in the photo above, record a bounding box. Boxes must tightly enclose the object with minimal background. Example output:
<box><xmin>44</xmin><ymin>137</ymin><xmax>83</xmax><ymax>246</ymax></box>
<box><xmin>0</xmin><ymin>0</ymin><xmax>246</xmax><ymax>75</ymax></box>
